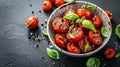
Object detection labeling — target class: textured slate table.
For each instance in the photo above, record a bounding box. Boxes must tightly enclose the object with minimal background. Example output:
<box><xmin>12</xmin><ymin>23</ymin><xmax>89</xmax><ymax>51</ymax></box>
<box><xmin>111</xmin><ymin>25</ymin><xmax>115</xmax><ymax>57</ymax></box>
<box><xmin>0</xmin><ymin>0</ymin><xmax>120</xmax><ymax>67</ymax></box>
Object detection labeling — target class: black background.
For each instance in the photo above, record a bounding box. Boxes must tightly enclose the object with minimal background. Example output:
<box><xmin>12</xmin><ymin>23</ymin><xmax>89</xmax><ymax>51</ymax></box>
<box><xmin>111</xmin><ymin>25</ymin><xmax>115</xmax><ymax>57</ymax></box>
<box><xmin>0</xmin><ymin>0</ymin><xmax>120</xmax><ymax>67</ymax></box>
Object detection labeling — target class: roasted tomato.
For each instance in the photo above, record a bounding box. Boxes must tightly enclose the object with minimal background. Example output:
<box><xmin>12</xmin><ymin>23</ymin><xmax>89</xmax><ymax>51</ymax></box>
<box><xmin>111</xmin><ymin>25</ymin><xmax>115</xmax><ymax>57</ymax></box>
<box><xmin>66</xmin><ymin>26</ymin><xmax>84</xmax><ymax>42</ymax></box>
<box><xmin>47</xmin><ymin>0</ymin><xmax>54</xmax><ymax>3</ymax></box>
<box><xmin>105</xmin><ymin>10</ymin><xmax>113</xmax><ymax>20</ymax></box>
<box><xmin>92</xmin><ymin>15</ymin><xmax>102</xmax><ymax>28</ymax></box>
<box><xmin>54</xmin><ymin>0</ymin><xmax>64</xmax><ymax>7</ymax></box>
<box><xmin>55</xmin><ymin>34</ymin><xmax>68</xmax><ymax>48</ymax></box>
<box><xmin>88</xmin><ymin>30</ymin><xmax>103</xmax><ymax>46</ymax></box>
<box><xmin>67</xmin><ymin>43</ymin><xmax>80</xmax><ymax>54</ymax></box>
<box><xmin>42</xmin><ymin>1</ymin><xmax>52</xmax><ymax>11</ymax></box>
<box><xmin>104</xmin><ymin>48</ymin><xmax>115</xmax><ymax>59</ymax></box>
<box><xmin>25</xmin><ymin>16</ymin><xmax>39</xmax><ymax>29</ymax></box>
<box><xmin>52</xmin><ymin>18</ymin><xmax>69</xmax><ymax>33</ymax></box>
<box><xmin>78</xmin><ymin>36</ymin><xmax>94</xmax><ymax>52</ymax></box>
<box><xmin>76</xmin><ymin>8</ymin><xmax>92</xmax><ymax>19</ymax></box>
<box><xmin>64</xmin><ymin>8</ymin><xmax>75</xmax><ymax>16</ymax></box>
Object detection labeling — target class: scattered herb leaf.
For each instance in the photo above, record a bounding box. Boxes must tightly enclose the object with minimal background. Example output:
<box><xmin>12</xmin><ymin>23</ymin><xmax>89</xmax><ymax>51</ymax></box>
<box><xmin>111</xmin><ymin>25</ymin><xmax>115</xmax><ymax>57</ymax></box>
<box><xmin>76</xmin><ymin>16</ymin><xmax>85</xmax><ymax>23</ymax></box>
<box><xmin>69</xmin><ymin>33</ymin><xmax>74</xmax><ymax>38</ymax></box>
<box><xmin>101</xmin><ymin>27</ymin><xmax>109</xmax><ymax>37</ymax></box>
<box><xmin>64</xmin><ymin>0</ymin><xmax>74</xmax><ymax>3</ymax></box>
<box><xmin>86</xmin><ymin>5</ymin><xmax>96</xmax><ymax>11</ymax></box>
<box><xmin>86</xmin><ymin>57</ymin><xmax>100</xmax><ymax>67</ymax></box>
<box><xmin>47</xmin><ymin>48</ymin><xmax>59</xmax><ymax>60</ymax></box>
<box><xmin>69</xmin><ymin>25</ymin><xmax>74</xmax><ymax>32</ymax></box>
<box><xmin>115</xmin><ymin>24</ymin><xmax>120</xmax><ymax>39</ymax></box>
<box><xmin>115</xmin><ymin>53</ymin><xmax>120</xmax><ymax>58</ymax></box>
<box><xmin>63</xmin><ymin>13</ymin><xmax>79</xmax><ymax>21</ymax></box>
<box><xmin>42</xmin><ymin>30</ymin><xmax>48</xmax><ymax>36</ymax></box>
<box><xmin>84</xmin><ymin>43</ymin><xmax>89</xmax><ymax>52</ymax></box>
<box><xmin>82</xmin><ymin>20</ymin><xmax>96</xmax><ymax>32</ymax></box>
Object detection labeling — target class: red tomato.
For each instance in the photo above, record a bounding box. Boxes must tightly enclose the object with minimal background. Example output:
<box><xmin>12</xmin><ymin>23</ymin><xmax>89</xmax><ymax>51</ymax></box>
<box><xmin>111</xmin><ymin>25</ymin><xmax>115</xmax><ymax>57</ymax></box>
<box><xmin>92</xmin><ymin>15</ymin><xmax>102</xmax><ymax>28</ymax></box>
<box><xmin>55</xmin><ymin>34</ymin><xmax>68</xmax><ymax>48</ymax></box>
<box><xmin>67</xmin><ymin>43</ymin><xmax>80</xmax><ymax>54</ymax></box>
<box><xmin>105</xmin><ymin>10</ymin><xmax>113</xmax><ymax>20</ymax></box>
<box><xmin>78</xmin><ymin>36</ymin><xmax>94</xmax><ymax>52</ymax></box>
<box><xmin>104</xmin><ymin>48</ymin><xmax>115</xmax><ymax>59</ymax></box>
<box><xmin>42</xmin><ymin>1</ymin><xmax>52</xmax><ymax>11</ymax></box>
<box><xmin>88</xmin><ymin>30</ymin><xmax>103</xmax><ymax>46</ymax></box>
<box><xmin>54</xmin><ymin>0</ymin><xmax>64</xmax><ymax>7</ymax></box>
<box><xmin>47</xmin><ymin>0</ymin><xmax>55</xmax><ymax>3</ymax></box>
<box><xmin>25</xmin><ymin>16</ymin><xmax>39</xmax><ymax>29</ymax></box>
<box><xmin>66</xmin><ymin>26</ymin><xmax>84</xmax><ymax>42</ymax></box>
<box><xmin>76</xmin><ymin>8</ymin><xmax>92</xmax><ymax>19</ymax></box>
<box><xmin>52</xmin><ymin>17</ymin><xmax>69</xmax><ymax>33</ymax></box>
<box><xmin>64</xmin><ymin>8</ymin><xmax>75</xmax><ymax>16</ymax></box>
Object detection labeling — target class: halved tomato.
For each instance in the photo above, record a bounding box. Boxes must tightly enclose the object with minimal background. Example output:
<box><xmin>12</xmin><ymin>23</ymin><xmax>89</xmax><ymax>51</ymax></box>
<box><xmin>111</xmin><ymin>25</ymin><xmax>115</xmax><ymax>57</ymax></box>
<box><xmin>64</xmin><ymin>8</ymin><xmax>75</xmax><ymax>16</ymax></box>
<box><xmin>55</xmin><ymin>33</ymin><xmax>68</xmax><ymax>48</ymax></box>
<box><xmin>52</xmin><ymin>17</ymin><xmax>69</xmax><ymax>33</ymax></box>
<box><xmin>88</xmin><ymin>30</ymin><xmax>103</xmax><ymax>46</ymax></box>
<box><xmin>67</xmin><ymin>42</ymin><xmax>80</xmax><ymax>54</ymax></box>
<box><xmin>66</xmin><ymin>26</ymin><xmax>84</xmax><ymax>42</ymax></box>
<box><xmin>92</xmin><ymin>15</ymin><xmax>102</xmax><ymax>28</ymax></box>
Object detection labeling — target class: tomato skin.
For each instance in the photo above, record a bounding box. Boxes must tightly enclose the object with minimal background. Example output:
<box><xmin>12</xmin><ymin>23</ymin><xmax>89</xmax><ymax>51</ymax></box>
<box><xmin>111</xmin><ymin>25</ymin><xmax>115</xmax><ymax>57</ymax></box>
<box><xmin>55</xmin><ymin>34</ymin><xmax>68</xmax><ymax>48</ymax></box>
<box><xmin>66</xmin><ymin>26</ymin><xmax>84</xmax><ymax>42</ymax></box>
<box><xmin>64</xmin><ymin>8</ymin><xmax>75</xmax><ymax>16</ymax></box>
<box><xmin>88</xmin><ymin>30</ymin><xmax>103</xmax><ymax>46</ymax></box>
<box><xmin>67</xmin><ymin>43</ymin><xmax>80</xmax><ymax>54</ymax></box>
<box><xmin>47</xmin><ymin>0</ymin><xmax>55</xmax><ymax>3</ymax></box>
<box><xmin>104</xmin><ymin>48</ymin><xmax>115</xmax><ymax>59</ymax></box>
<box><xmin>42</xmin><ymin>1</ymin><xmax>52</xmax><ymax>11</ymax></box>
<box><xmin>25</xmin><ymin>16</ymin><xmax>39</xmax><ymax>29</ymax></box>
<box><xmin>92</xmin><ymin>15</ymin><xmax>102</xmax><ymax>28</ymax></box>
<box><xmin>105</xmin><ymin>10</ymin><xmax>113</xmax><ymax>20</ymax></box>
<box><xmin>54</xmin><ymin>0</ymin><xmax>64</xmax><ymax>7</ymax></box>
<box><xmin>76</xmin><ymin>8</ymin><xmax>92</xmax><ymax>19</ymax></box>
<box><xmin>52</xmin><ymin>17</ymin><xmax>69</xmax><ymax>33</ymax></box>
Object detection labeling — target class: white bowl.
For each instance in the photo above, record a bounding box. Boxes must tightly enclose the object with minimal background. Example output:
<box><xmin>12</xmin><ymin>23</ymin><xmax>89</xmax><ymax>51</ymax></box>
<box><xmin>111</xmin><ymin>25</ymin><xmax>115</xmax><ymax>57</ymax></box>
<box><xmin>47</xmin><ymin>1</ymin><xmax>112</xmax><ymax>57</ymax></box>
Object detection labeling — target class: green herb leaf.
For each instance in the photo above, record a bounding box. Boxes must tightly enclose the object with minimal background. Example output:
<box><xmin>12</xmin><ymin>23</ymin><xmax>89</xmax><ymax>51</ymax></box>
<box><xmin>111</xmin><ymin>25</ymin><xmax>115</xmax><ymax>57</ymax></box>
<box><xmin>115</xmin><ymin>53</ymin><xmax>120</xmax><ymax>58</ymax></box>
<box><xmin>69</xmin><ymin>33</ymin><xmax>74</xmax><ymax>38</ymax></box>
<box><xmin>86</xmin><ymin>5</ymin><xmax>96</xmax><ymax>11</ymax></box>
<box><xmin>47</xmin><ymin>48</ymin><xmax>59</xmax><ymax>60</ymax></box>
<box><xmin>101</xmin><ymin>27</ymin><xmax>109</xmax><ymax>37</ymax></box>
<box><xmin>84</xmin><ymin>43</ymin><xmax>89</xmax><ymax>52</ymax></box>
<box><xmin>69</xmin><ymin>25</ymin><xmax>74</xmax><ymax>32</ymax></box>
<box><xmin>42</xmin><ymin>30</ymin><xmax>48</xmax><ymax>36</ymax></box>
<box><xmin>64</xmin><ymin>0</ymin><xmax>74</xmax><ymax>3</ymax></box>
<box><xmin>82</xmin><ymin>20</ymin><xmax>96</xmax><ymax>32</ymax></box>
<box><xmin>76</xmin><ymin>16</ymin><xmax>85</xmax><ymax>23</ymax></box>
<box><xmin>115</xmin><ymin>24</ymin><xmax>120</xmax><ymax>39</ymax></box>
<box><xmin>86</xmin><ymin>57</ymin><xmax>100</xmax><ymax>67</ymax></box>
<box><xmin>63</xmin><ymin>13</ymin><xmax>79</xmax><ymax>21</ymax></box>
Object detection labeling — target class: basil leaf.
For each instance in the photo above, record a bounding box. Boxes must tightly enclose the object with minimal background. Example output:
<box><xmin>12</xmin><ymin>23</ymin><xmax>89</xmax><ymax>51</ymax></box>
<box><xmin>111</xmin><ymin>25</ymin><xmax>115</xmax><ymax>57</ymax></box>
<box><xmin>69</xmin><ymin>25</ymin><xmax>74</xmax><ymax>32</ymax></box>
<box><xmin>115</xmin><ymin>53</ymin><xmax>120</xmax><ymax>58</ymax></box>
<box><xmin>115</xmin><ymin>24</ymin><xmax>120</xmax><ymax>39</ymax></box>
<box><xmin>76</xmin><ymin>16</ymin><xmax>85</xmax><ymax>23</ymax></box>
<box><xmin>101</xmin><ymin>27</ymin><xmax>109</xmax><ymax>37</ymax></box>
<box><xmin>82</xmin><ymin>20</ymin><xmax>96</xmax><ymax>32</ymax></box>
<box><xmin>63</xmin><ymin>13</ymin><xmax>79</xmax><ymax>21</ymax></box>
<box><xmin>64</xmin><ymin>0</ymin><xmax>74</xmax><ymax>3</ymax></box>
<box><xmin>86</xmin><ymin>57</ymin><xmax>100</xmax><ymax>67</ymax></box>
<box><xmin>86</xmin><ymin>5</ymin><xmax>96</xmax><ymax>11</ymax></box>
<box><xmin>84</xmin><ymin>43</ymin><xmax>89</xmax><ymax>52</ymax></box>
<box><xmin>69</xmin><ymin>33</ymin><xmax>74</xmax><ymax>38</ymax></box>
<box><xmin>47</xmin><ymin>48</ymin><xmax>59</xmax><ymax>60</ymax></box>
<box><xmin>42</xmin><ymin>30</ymin><xmax>48</xmax><ymax>36</ymax></box>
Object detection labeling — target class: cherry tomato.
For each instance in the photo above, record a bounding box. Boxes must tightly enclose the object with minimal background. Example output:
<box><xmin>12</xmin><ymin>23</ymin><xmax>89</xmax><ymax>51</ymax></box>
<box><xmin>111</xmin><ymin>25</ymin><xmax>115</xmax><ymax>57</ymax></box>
<box><xmin>104</xmin><ymin>48</ymin><xmax>115</xmax><ymax>59</ymax></box>
<box><xmin>78</xmin><ymin>36</ymin><xmax>94</xmax><ymax>52</ymax></box>
<box><xmin>25</xmin><ymin>16</ymin><xmax>39</xmax><ymax>29</ymax></box>
<box><xmin>64</xmin><ymin>8</ymin><xmax>75</xmax><ymax>16</ymax></box>
<box><xmin>76</xmin><ymin>8</ymin><xmax>92</xmax><ymax>19</ymax></box>
<box><xmin>67</xmin><ymin>43</ymin><xmax>80</xmax><ymax>54</ymax></box>
<box><xmin>42</xmin><ymin>1</ymin><xmax>52</xmax><ymax>11</ymax></box>
<box><xmin>52</xmin><ymin>17</ymin><xmax>69</xmax><ymax>33</ymax></box>
<box><xmin>47</xmin><ymin>0</ymin><xmax>55</xmax><ymax>3</ymax></box>
<box><xmin>105</xmin><ymin>10</ymin><xmax>113</xmax><ymax>20</ymax></box>
<box><xmin>92</xmin><ymin>15</ymin><xmax>102</xmax><ymax>28</ymax></box>
<box><xmin>88</xmin><ymin>30</ymin><xmax>103</xmax><ymax>46</ymax></box>
<box><xmin>66</xmin><ymin>26</ymin><xmax>84</xmax><ymax>42</ymax></box>
<box><xmin>54</xmin><ymin>0</ymin><xmax>64</xmax><ymax>7</ymax></box>
<box><xmin>55</xmin><ymin>34</ymin><xmax>68</xmax><ymax>48</ymax></box>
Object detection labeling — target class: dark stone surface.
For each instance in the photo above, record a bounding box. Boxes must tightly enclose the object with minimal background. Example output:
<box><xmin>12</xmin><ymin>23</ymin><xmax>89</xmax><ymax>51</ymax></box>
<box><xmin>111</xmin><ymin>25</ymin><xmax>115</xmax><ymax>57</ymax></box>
<box><xmin>0</xmin><ymin>0</ymin><xmax>120</xmax><ymax>67</ymax></box>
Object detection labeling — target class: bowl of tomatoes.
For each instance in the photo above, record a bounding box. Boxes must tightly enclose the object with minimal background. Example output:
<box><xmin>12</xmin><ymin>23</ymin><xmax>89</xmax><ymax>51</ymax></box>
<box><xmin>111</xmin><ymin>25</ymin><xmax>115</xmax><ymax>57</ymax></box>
<box><xmin>47</xmin><ymin>1</ymin><xmax>112</xmax><ymax>57</ymax></box>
